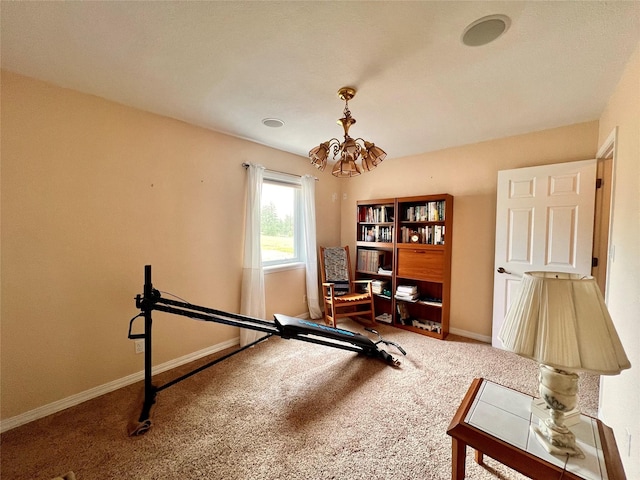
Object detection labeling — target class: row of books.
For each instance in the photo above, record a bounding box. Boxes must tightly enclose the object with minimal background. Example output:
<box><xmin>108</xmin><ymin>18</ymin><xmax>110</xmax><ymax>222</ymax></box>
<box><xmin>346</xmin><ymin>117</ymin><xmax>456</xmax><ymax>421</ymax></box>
<box><xmin>357</xmin><ymin>249</ymin><xmax>386</xmax><ymax>273</ymax></box>
<box><xmin>360</xmin><ymin>225</ymin><xmax>393</xmax><ymax>242</ymax></box>
<box><xmin>400</xmin><ymin>225</ymin><xmax>445</xmax><ymax>244</ymax></box>
<box><xmin>360</xmin><ymin>201</ymin><xmax>445</xmax><ymax>226</ymax></box>
<box><xmin>403</xmin><ymin>201</ymin><xmax>445</xmax><ymax>222</ymax></box>
<box><xmin>359</xmin><ymin>205</ymin><xmax>393</xmax><ymax>223</ymax></box>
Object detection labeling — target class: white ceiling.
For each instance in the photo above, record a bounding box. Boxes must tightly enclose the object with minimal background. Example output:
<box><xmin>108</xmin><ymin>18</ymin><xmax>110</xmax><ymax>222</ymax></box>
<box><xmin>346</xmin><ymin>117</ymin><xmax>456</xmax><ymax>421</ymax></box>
<box><xmin>2</xmin><ymin>1</ymin><xmax>639</xmax><ymax>161</ymax></box>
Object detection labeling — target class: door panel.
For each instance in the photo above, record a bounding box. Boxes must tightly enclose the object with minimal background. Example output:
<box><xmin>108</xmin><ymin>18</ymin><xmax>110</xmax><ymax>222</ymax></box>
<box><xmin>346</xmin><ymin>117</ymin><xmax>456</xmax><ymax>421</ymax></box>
<box><xmin>492</xmin><ymin>159</ymin><xmax>597</xmax><ymax>348</ymax></box>
<box><xmin>546</xmin><ymin>205</ymin><xmax>577</xmax><ymax>267</ymax></box>
<box><xmin>507</xmin><ymin>208</ymin><xmax>533</xmax><ymax>263</ymax></box>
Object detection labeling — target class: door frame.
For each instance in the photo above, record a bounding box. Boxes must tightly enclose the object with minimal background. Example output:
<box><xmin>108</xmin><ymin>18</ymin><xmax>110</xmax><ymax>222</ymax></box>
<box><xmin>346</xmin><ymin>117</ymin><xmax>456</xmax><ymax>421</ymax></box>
<box><xmin>595</xmin><ymin>127</ymin><xmax>618</xmax><ymax>304</ymax></box>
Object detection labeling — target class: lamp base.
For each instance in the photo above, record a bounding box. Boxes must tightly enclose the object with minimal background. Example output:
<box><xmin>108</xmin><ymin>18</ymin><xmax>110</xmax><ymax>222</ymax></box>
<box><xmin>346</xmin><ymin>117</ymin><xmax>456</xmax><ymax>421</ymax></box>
<box><xmin>532</xmin><ymin>419</ymin><xmax>585</xmax><ymax>458</ymax></box>
<box><xmin>531</xmin><ymin>398</ymin><xmax>580</xmax><ymax>427</ymax></box>
<box><xmin>534</xmin><ymin>364</ymin><xmax>585</xmax><ymax>458</ymax></box>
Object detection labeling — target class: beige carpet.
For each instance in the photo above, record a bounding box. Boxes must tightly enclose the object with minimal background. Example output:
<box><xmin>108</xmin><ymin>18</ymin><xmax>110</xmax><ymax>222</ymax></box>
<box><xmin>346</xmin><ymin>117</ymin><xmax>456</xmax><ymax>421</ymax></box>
<box><xmin>1</xmin><ymin>319</ymin><xmax>598</xmax><ymax>480</ymax></box>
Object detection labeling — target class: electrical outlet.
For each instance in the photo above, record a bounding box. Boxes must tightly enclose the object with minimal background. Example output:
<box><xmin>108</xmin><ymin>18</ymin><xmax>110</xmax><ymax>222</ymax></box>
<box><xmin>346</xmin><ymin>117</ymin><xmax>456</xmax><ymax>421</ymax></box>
<box><xmin>134</xmin><ymin>339</ymin><xmax>145</xmax><ymax>354</ymax></box>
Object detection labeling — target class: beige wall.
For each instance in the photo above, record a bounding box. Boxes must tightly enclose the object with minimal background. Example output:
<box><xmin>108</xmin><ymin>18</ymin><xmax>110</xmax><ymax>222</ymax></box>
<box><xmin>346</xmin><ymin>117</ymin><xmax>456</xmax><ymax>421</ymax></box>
<box><xmin>0</xmin><ymin>71</ymin><xmax>341</xmax><ymax>420</ymax></box>
<box><xmin>597</xmin><ymin>42</ymin><xmax>640</xmax><ymax>478</ymax></box>
<box><xmin>4</xmin><ymin>59</ymin><xmax>636</xmax><ymax>468</ymax></box>
<box><xmin>341</xmin><ymin>122</ymin><xmax>599</xmax><ymax>339</ymax></box>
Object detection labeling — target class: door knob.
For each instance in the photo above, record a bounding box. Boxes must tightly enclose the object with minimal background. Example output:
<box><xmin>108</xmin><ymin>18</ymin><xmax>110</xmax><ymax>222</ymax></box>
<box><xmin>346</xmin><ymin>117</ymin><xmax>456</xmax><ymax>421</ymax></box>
<box><xmin>497</xmin><ymin>267</ymin><xmax>511</xmax><ymax>274</ymax></box>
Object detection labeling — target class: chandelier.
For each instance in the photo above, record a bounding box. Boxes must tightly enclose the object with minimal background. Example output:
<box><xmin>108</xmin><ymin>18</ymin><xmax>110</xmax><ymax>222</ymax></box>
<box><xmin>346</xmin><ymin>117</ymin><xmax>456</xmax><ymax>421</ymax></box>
<box><xmin>309</xmin><ymin>87</ymin><xmax>387</xmax><ymax>177</ymax></box>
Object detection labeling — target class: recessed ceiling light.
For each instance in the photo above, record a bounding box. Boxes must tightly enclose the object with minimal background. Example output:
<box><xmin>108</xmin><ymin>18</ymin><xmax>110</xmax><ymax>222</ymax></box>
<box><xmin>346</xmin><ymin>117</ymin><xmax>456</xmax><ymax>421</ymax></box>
<box><xmin>462</xmin><ymin>14</ymin><xmax>511</xmax><ymax>47</ymax></box>
<box><xmin>262</xmin><ymin>118</ymin><xmax>284</xmax><ymax>128</ymax></box>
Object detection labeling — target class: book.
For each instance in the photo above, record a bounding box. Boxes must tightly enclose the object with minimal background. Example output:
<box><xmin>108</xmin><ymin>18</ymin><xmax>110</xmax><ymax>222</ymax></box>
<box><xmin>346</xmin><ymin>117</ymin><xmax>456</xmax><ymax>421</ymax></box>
<box><xmin>395</xmin><ymin>293</ymin><xmax>419</xmax><ymax>302</ymax></box>
<box><xmin>377</xmin><ymin>267</ymin><xmax>392</xmax><ymax>276</ymax></box>
<box><xmin>419</xmin><ymin>298</ymin><xmax>442</xmax><ymax>307</ymax></box>
<box><xmin>396</xmin><ymin>285</ymin><xmax>418</xmax><ymax>294</ymax></box>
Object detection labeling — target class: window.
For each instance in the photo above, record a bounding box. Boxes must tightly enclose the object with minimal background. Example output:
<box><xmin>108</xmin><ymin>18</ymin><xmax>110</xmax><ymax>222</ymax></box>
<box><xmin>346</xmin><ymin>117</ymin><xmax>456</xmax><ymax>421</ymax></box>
<box><xmin>261</xmin><ymin>171</ymin><xmax>304</xmax><ymax>268</ymax></box>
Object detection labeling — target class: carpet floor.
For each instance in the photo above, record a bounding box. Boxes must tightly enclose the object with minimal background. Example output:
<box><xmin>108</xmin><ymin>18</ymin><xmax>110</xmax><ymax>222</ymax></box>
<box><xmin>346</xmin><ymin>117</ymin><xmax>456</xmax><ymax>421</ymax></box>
<box><xmin>1</xmin><ymin>319</ymin><xmax>598</xmax><ymax>479</ymax></box>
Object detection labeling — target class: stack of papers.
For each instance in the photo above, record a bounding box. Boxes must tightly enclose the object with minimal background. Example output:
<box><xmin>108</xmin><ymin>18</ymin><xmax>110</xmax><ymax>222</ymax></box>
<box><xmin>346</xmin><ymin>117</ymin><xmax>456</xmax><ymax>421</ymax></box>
<box><xmin>371</xmin><ymin>280</ymin><xmax>388</xmax><ymax>295</ymax></box>
<box><xmin>375</xmin><ymin>313</ymin><xmax>393</xmax><ymax>324</ymax></box>
<box><xmin>395</xmin><ymin>285</ymin><xmax>419</xmax><ymax>302</ymax></box>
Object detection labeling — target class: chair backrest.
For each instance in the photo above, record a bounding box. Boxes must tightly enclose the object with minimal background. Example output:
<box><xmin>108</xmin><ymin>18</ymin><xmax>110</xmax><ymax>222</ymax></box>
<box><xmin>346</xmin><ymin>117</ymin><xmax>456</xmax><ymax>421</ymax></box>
<box><xmin>319</xmin><ymin>246</ymin><xmax>353</xmax><ymax>296</ymax></box>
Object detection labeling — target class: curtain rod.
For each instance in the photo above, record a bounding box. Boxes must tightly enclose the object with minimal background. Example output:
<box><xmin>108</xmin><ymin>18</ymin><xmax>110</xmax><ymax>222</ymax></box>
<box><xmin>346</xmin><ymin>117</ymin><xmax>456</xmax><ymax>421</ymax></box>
<box><xmin>242</xmin><ymin>163</ymin><xmax>318</xmax><ymax>181</ymax></box>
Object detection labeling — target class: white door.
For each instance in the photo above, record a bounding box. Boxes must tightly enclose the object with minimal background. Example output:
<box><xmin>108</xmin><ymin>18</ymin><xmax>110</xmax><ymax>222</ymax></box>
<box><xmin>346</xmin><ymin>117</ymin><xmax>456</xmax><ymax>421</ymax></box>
<box><xmin>492</xmin><ymin>159</ymin><xmax>597</xmax><ymax>348</ymax></box>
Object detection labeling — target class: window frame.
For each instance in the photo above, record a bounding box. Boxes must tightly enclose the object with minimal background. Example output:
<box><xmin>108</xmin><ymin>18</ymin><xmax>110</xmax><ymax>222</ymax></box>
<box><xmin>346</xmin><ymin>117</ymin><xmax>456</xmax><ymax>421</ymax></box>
<box><xmin>261</xmin><ymin>170</ymin><xmax>305</xmax><ymax>271</ymax></box>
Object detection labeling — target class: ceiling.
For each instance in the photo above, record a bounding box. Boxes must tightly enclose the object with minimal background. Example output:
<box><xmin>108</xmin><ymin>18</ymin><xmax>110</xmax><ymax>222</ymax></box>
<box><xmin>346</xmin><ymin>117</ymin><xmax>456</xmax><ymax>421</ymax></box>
<box><xmin>2</xmin><ymin>1</ymin><xmax>639</xmax><ymax>162</ymax></box>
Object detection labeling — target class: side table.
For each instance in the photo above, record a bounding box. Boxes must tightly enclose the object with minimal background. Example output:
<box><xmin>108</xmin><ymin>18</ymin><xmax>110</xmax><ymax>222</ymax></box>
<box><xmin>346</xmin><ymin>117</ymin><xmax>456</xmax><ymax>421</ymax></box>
<box><xmin>446</xmin><ymin>378</ymin><xmax>626</xmax><ymax>480</ymax></box>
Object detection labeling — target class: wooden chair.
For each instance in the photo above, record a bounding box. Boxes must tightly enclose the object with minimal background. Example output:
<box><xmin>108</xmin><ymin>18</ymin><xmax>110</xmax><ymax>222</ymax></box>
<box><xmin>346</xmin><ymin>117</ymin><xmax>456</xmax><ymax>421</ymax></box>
<box><xmin>319</xmin><ymin>246</ymin><xmax>375</xmax><ymax>328</ymax></box>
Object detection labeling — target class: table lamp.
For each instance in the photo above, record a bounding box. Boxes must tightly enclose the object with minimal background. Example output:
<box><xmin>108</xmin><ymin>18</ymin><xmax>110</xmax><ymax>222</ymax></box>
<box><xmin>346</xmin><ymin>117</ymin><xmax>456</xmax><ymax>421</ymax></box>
<box><xmin>498</xmin><ymin>271</ymin><xmax>630</xmax><ymax>458</ymax></box>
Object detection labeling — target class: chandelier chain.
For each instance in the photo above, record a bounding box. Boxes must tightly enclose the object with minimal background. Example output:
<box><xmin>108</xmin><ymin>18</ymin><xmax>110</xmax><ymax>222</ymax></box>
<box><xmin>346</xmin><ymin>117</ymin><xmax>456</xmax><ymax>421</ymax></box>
<box><xmin>343</xmin><ymin>100</ymin><xmax>351</xmax><ymax>124</ymax></box>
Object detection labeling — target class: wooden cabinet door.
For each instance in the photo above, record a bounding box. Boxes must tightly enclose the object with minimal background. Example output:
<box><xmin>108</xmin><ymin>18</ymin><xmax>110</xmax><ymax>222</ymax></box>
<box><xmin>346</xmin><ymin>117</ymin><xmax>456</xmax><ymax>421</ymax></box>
<box><xmin>397</xmin><ymin>248</ymin><xmax>444</xmax><ymax>282</ymax></box>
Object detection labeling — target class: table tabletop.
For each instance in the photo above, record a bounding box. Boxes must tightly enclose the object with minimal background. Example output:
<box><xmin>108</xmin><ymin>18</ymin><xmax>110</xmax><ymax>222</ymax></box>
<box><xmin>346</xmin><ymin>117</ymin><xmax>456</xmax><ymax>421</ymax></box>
<box><xmin>446</xmin><ymin>378</ymin><xmax>626</xmax><ymax>480</ymax></box>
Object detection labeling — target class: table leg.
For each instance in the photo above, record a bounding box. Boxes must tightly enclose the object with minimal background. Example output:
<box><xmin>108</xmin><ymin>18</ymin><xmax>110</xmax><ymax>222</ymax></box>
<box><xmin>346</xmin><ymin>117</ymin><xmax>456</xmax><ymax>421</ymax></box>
<box><xmin>474</xmin><ymin>449</ymin><xmax>484</xmax><ymax>466</ymax></box>
<box><xmin>451</xmin><ymin>438</ymin><xmax>466</xmax><ymax>480</ymax></box>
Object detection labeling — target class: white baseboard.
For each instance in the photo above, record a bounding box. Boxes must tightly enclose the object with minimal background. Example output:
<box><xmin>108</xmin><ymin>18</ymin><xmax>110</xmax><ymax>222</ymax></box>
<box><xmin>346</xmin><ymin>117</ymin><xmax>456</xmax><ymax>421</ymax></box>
<box><xmin>449</xmin><ymin>327</ymin><xmax>491</xmax><ymax>344</ymax></box>
<box><xmin>1</xmin><ymin>322</ymin><xmax>488</xmax><ymax>433</ymax></box>
<box><xmin>0</xmin><ymin>337</ymin><xmax>240</xmax><ymax>433</ymax></box>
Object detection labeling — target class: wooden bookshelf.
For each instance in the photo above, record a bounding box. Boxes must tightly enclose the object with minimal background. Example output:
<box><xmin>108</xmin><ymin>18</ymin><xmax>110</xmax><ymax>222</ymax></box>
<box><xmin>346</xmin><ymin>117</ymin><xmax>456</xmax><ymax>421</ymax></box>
<box><xmin>356</xmin><ymin>199</ymin><xmax>395</xmax><ymax>324</ymax></box>
<box><xmin>356</xmin><ymin>194</ymin><xmax>453</xmax><ymax>339</ymax></box>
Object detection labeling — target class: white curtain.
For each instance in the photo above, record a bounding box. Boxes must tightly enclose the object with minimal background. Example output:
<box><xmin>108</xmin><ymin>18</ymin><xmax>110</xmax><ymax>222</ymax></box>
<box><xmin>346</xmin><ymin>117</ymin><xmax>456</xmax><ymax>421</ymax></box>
<box><xmin>301</xmin><ymin>175</ymin><xmax>322</xmax><ymax>319</ymax></box>
<box><xmin>240</xmin><ymin>163</ymin><xmax>266</xmax><ymax>346</ymax></box>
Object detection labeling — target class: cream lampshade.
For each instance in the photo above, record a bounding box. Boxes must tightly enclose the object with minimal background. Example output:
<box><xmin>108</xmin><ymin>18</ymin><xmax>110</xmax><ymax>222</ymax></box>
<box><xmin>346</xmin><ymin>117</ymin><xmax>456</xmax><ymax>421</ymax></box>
<box><xmin>498</xmin><ymin>271</ymin><xmax>630</xmax><ymax>457</ymax></box>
